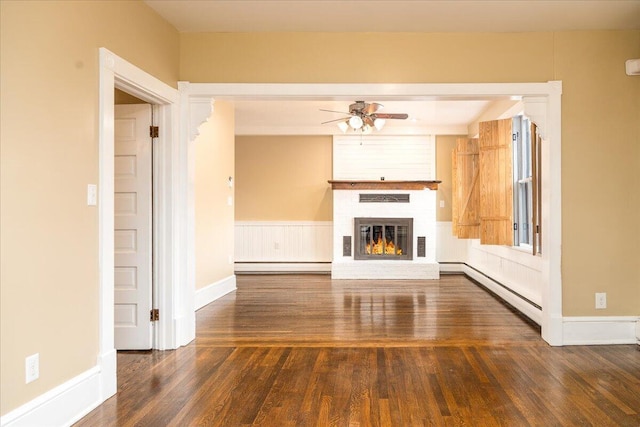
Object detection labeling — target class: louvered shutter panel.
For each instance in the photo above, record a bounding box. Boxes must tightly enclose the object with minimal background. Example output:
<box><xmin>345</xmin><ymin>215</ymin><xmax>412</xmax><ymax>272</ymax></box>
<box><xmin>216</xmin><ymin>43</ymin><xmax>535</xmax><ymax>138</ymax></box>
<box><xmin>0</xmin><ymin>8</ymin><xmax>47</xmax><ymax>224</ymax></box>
<box><xmin>453</xmin><ymin>138</ymin><xmax>480</xmax><ymax>238</ymax></box>
<box><xmin>479</xmin><ymin>118</ymin><xmax>514</xmax><ymax>245</ymax></box>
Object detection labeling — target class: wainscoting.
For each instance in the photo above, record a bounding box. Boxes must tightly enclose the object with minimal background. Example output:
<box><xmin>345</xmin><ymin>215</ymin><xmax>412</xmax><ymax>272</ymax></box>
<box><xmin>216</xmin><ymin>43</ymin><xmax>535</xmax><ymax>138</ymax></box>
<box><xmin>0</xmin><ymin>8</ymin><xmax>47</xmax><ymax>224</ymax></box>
<box><xmin>234</xmin><ymin>221</ymin><xmax>332</xmax><ymax>272</ymax></box>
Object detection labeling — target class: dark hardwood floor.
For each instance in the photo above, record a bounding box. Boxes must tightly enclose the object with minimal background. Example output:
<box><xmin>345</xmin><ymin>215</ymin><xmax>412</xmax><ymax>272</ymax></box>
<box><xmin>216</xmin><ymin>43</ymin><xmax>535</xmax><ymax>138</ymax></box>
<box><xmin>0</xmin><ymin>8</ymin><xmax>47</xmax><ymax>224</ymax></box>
<box><xmin>76</xmin><ymin>274</ymin><xmax>640</xmax><ymax>426</ymax></box>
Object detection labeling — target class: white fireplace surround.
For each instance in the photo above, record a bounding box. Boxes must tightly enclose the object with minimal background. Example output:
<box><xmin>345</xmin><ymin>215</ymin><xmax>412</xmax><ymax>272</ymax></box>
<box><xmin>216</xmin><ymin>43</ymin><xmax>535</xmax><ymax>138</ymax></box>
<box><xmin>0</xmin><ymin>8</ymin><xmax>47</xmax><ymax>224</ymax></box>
<box><xmin>331</xmin><ymin>189</ymin><xmax>439</xmax><ymax>279</ymax></box>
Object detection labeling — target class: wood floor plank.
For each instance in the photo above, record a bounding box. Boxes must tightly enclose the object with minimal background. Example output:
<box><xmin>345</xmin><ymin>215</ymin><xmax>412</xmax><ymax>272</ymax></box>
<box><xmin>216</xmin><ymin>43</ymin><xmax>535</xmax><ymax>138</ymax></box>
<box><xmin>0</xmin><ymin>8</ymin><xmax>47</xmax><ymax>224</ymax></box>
<box><xmin>75</xmin><ymin>274</ymin><xmax>640</xmax><ymax>426</ymax></box>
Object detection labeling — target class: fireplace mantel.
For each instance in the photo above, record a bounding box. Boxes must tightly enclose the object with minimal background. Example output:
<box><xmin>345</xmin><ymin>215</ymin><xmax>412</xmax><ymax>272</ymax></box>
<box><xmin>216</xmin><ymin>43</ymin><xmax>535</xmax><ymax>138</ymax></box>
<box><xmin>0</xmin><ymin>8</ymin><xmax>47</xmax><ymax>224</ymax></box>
<box><xmin>328</xmin><ymin>180</ymin><xmax>441</xmax><ymax>191</ymax></box>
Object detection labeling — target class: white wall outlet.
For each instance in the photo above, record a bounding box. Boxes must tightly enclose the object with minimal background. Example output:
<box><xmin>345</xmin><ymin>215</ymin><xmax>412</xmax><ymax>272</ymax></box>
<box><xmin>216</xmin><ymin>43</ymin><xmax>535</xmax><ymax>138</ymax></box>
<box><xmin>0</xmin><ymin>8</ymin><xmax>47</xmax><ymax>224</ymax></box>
<box><xmin>227</xmin><ymin>196</ymin><xmax>233</xmax><ymax>206</ymax></box>
<box><xmin>274</xmin><ymin>242</ymin><xmax>280</xmax><ymax>250</ymax></box>
<box><xmin>228</xmin><ymin>254</ymin><xmax>233</xmax><ymax>264</ymax></box>
<box><xmin>595</xmin><ymin>292</ymin><xmax>607</xmax><ymax>309</ymax></box>
<box><xmin>439</xmin><ymin>200</ymin><xmax>445</xmax><ymax>208</ymax></box>
<box><xmin>25</xmin><ymin>353</ymin><xmax>39</xmax><ymax>384</ymax></box>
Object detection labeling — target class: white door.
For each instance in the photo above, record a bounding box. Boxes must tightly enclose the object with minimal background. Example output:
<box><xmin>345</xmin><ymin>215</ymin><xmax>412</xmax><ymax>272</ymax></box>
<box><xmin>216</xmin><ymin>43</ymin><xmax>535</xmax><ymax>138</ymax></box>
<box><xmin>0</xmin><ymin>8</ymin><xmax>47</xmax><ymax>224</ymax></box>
<box><xmin>114</xmin><ymin>104</ymin><xmax>153</xmax><ymax>350</ymax></box>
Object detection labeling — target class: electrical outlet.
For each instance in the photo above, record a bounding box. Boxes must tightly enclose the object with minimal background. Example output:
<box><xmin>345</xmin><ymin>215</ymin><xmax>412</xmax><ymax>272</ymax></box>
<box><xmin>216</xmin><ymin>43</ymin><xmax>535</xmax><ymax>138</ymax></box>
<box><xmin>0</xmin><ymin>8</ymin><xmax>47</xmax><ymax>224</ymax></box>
<box><xmin>595</xmin><ymin>292</ymin><xmax>607</xmax><ymax>309</ymax></box>
<box><xmin>25</xmin><ymin>353</ymin><xmax>39</xmax><ymax>384</ymax></box>
<box><xmin>274</xmin><ymin>242</ymin><xmax>280</xmax><ymax>250</ymax></box>
<box><xmin>439</xmin><ymin>200</ymin><xmax>445</xmax><ymax>208</ymax></box>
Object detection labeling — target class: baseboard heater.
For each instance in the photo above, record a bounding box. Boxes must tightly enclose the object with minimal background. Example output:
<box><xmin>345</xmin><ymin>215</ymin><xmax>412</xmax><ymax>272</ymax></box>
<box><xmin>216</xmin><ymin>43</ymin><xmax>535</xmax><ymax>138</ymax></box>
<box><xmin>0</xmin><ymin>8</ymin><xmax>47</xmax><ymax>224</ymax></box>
<box><xmin>439</xmin><ymin>261</ymin><xmax>542</xmax><ymax>313</ymax></box>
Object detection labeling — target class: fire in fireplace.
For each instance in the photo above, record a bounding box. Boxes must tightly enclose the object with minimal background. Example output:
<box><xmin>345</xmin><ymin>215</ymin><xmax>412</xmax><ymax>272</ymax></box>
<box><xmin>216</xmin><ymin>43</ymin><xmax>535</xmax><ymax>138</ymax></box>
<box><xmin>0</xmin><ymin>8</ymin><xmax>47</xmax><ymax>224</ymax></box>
<box><xmin>354</xmin><ymin>218</ymin><xmax>413</xmax><ymax>260</ymax></box>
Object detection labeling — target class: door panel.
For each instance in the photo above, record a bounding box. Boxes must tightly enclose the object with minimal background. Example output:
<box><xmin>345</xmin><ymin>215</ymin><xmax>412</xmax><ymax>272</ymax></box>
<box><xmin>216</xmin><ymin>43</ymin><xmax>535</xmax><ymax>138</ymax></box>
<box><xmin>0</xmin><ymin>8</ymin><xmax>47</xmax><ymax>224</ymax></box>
<box><xmin>114</xmin><ymin>104</ymin><xmax>152</xmax><ymax>350</ymax></box>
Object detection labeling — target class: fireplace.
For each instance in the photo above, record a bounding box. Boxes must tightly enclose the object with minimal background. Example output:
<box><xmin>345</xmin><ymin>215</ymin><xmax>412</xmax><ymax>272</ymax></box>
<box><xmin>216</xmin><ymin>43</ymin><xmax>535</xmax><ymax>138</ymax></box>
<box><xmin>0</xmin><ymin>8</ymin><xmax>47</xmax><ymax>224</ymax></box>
<box><xmin>329</xmin><ymin>180</ymin><xmax>440</xmax><ymax>280</ymax></box>
<box><xmin>354</xmin><ymin>217</ymin><xmax>413</xmax><ymax>260</ymax></box>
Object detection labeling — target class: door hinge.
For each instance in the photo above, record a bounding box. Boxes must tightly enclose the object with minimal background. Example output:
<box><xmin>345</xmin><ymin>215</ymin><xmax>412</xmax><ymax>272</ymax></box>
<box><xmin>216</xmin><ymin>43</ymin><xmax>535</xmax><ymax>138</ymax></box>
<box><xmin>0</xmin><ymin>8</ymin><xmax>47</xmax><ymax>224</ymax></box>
<box><xmin>150</xmin><ymin>309</ymin><xmax>159</xmax><ymax>322</ymax></box>
<box><xmin>150</xmin><ymin>126</ymin><xmax>159</xmax><ymax>138</ymax></box>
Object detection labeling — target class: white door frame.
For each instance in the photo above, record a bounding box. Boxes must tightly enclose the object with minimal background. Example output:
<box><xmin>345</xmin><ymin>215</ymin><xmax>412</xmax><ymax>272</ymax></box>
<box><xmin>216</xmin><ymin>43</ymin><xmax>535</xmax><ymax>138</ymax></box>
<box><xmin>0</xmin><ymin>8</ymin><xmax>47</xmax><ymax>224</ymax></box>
<box><xmin>98</xmin><ymin>48</ymin><xmax>190</xmax><ymax>400</ymax></box>
<box><xmin>180</xmin><ymin>81</ymin><xmax>563</xmax><ymax>346</ymax></box>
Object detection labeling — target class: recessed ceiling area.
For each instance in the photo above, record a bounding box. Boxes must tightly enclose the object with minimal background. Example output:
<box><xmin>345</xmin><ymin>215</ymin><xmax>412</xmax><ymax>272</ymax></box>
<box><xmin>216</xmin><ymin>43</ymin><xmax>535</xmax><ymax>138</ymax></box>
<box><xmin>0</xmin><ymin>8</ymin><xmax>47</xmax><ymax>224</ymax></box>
<box><xmin>231</xmin><ymin>99</ymin><xmax>502</xmax><ymax>136</ymax></box>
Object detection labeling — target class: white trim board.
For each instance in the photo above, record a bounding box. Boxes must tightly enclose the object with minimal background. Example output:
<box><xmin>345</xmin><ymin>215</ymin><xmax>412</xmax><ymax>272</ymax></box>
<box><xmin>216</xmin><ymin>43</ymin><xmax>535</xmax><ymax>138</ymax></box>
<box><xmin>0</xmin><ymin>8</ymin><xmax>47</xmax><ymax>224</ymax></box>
<box><xmin>234</xmin><ymin>263</ymin><xmax>332</xmax><ymax>274</ymax></box>
<box><xmin>195</xmin><ymin>275</ymin><xmax>237</xmax><ymax>310</ymax></box>
<box><xmin>0</xmin><ymin>366</ymin><xmax>103</xmax><ymax>427</ymax></box>
<box><xmin>562</xmin><ymin>317</ymin><xmax>640</xmax><ymax>345</ymax></box>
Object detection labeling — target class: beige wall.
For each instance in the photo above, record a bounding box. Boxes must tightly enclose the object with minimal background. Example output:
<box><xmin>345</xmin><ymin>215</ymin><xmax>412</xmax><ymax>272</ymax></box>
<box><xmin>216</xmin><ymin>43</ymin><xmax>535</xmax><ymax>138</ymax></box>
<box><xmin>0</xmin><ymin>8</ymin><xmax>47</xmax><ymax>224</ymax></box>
<box><xmin>180</xmin><ymin>32</ymin><xmax>554</xmax><ymax>83</ymax></box>
<box><xmin>0</xmin><ymin>0</ymin><xmax>179</xmax><ymax>415</ymax></box>
<box><xmin>235</xmin><ymin>136</ymin><xmax>333</xmax><ymax>221</ymax></box>
<box><xmin>115</xmin><ymin>88</ymin><xmax>147</xmax><ymax>104</ymax></box>
<box><xmin>182</xmin><ymin>30</ymin><xmax>640</xmax><ymax>317</ymax></box>
<box><xmin>195</xmin><ymin>101</ymin><xmax>236</xmax><ymax>289</ymax></box>
<box><xmin>1</xmin><ymin>3</ymin><xmax>638</xmax><ymax>418</ymax></box>
<box><xmin>435</xmin><ymin>135</ymin><xmax>463</xmax><ymax>222</ymax></box>
<box><xmin>554</xmin><ymin>31</ymin><xmax>640</xmax><ymax>315</ymax></box>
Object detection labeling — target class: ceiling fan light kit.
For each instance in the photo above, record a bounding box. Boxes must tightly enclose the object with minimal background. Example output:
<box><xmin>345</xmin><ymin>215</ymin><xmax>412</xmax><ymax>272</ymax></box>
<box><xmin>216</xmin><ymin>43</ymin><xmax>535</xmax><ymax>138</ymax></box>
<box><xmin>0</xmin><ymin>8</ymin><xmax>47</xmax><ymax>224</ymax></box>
<box><xmin>321</xmin><ymin>100</ymin><xmax>408</xmax><ymax>133</ymax></box>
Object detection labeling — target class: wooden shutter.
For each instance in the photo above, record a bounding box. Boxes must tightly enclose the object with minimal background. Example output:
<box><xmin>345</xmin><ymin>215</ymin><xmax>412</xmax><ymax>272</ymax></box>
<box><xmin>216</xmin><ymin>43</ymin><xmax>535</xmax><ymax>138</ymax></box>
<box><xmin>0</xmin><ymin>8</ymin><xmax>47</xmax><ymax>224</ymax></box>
<box><xmin>451</xmin><ymin>148</ymin><xmax>458</xmax><ymax>235</ymax></box>
<box><xmin>452</xmin><ymin>138</ymin><xmax>480</xmax><ymax>238</ymax></box>
<box><xmin>479</xmin><ymin>118</ymin><xmax>514</xmax><ymax>245</ymax></box>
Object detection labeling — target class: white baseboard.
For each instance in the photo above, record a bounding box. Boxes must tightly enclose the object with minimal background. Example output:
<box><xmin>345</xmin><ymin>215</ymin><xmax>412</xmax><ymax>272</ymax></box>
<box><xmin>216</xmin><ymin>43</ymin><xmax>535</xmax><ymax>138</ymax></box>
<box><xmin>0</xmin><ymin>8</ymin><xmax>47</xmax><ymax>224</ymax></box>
<box><xmin>98</xmin><ymin>349</ymin><xmax>117</xmax><ymax>402</ymax></box>
<box><xmin>562</xmin><ymin>316</ymin><xmax>640</xmax><ymax>345</ymax></box>
<box><xmin>438</xmin><ymin>262</ymin><xmax>465</xmax><ymax>274</ymax></box>
<box><xmin>234</xmin><ymin>263</ymin><xmax>331</xmax><ymax>274</ymax></box>
<box><xmin>1</xmin><ymin>365</ymin><xmax>105</xmax><ymax>427</ymax></box>
<box><xmin>195</xmin><ymin>274</ymin><xmax>237</xmax><ymax>310</ymax></box>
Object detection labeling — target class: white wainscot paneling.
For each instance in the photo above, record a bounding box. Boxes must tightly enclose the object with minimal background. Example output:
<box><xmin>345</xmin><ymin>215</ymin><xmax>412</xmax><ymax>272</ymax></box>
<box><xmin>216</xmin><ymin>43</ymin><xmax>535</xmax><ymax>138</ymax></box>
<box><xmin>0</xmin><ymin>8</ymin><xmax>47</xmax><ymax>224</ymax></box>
<box><xmin>466</xmin><ymin>239</ymin><xmax>543</xmax><ymax>308</ymax></box>
<box><xmin>235</xmin><ymin>221</ymin><xmax>333</xmax><ymax>263</ymax></box>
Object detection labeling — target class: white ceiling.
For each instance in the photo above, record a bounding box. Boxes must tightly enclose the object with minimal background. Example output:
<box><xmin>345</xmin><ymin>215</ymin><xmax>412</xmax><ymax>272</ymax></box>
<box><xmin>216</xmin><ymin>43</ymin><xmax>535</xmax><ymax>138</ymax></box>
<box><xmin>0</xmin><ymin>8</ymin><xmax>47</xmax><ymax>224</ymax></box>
<box><xmin>145</xmin><ymin>0</ymin><xmax>639</xmax><ymax>135</ymax></box>
<box><xmin>232</xmin><ymin>99</ymin><xmax>498</xmax><ymax>135</ymax></box>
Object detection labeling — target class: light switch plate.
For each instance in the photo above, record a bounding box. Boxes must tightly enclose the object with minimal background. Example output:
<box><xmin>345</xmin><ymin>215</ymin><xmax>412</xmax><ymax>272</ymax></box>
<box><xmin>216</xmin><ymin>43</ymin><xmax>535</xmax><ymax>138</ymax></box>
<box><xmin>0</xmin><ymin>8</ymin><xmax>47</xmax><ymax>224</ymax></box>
<box><xmin>26</xmin><ymin>353</ymin><xmax>39</xmax><ymax>383</ymax></box>
<box><xmin>87</xmin><ymin>184</ymin><xmax>97</xmax><ymax>206</ymax></box>
<box><xmin>595</xmin><ymin>292</ymin><xmax>607</xmax><ymax>309</ymax></box>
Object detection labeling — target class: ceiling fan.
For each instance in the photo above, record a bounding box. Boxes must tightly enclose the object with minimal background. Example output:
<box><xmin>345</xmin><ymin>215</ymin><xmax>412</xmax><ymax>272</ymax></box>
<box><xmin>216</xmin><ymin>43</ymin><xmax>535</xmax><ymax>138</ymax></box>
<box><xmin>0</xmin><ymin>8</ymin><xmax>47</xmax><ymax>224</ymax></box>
<box><xmin>321</xmin><ymin>101</ymin><xmax>409</xmax><ymax>133</ymax></box>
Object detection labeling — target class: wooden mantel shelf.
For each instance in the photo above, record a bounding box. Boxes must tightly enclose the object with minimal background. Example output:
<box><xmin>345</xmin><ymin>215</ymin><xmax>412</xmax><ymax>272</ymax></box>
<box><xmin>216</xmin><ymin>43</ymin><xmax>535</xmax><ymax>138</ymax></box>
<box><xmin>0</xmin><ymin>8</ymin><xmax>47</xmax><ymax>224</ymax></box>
<box><xmin>328</xmin><ymin>180</ymin><xmax>441</xmax><ymax>190</ymax></box>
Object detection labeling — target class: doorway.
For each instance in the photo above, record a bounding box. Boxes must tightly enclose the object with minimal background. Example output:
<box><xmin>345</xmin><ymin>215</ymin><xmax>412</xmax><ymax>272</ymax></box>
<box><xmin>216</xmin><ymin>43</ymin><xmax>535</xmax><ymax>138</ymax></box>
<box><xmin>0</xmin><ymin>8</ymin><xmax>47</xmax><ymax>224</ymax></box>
<box><xmin>98</xmin><ymin>48</ymin><xmax>184</xmax><ymax>399</ymax></box>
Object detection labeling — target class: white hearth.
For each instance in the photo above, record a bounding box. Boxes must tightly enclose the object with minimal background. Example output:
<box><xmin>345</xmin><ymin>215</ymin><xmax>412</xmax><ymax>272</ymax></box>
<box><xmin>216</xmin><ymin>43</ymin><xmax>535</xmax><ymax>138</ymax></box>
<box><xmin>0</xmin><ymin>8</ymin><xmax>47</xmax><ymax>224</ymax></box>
<box><xmin>330</xmin><ymin>183</ymin><xmax>439</xmax><ymax>280</ymax></box>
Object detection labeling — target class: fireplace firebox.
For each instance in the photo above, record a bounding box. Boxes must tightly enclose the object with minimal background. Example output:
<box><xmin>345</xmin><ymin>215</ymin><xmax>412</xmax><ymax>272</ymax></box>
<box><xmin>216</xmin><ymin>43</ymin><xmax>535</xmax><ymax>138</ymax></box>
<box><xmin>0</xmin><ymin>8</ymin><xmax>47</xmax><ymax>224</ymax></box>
<box><xmin>354</xmin><ymin>218</ymin><xmax>413</xmax><ymax>260</ymax></box>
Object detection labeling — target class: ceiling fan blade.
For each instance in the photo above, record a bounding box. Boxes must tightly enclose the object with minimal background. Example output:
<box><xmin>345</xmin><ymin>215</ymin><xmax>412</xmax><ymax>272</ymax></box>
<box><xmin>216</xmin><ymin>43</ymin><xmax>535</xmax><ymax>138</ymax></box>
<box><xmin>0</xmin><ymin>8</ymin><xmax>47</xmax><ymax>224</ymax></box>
<box><xmin>320</xmin><ymin>108</ymin><xmax>352</xmax><ymax>115</ymax></box>
<box><xmin>363</xmin><ymin>102</ymin><xmax>383</xmax><ymax>115</ymax></box>
<box><xmin>321</xmin><ymin>117</ymin><xmax>351</xmax><ymax>125</ymax></box>
<box><xmin>363</xmin><ymin>116</ymin><xmax>375</xmax><ymax>127</ymax></box>
<box><xmin>372</xmin><ymin>113</ymin><xmax>409</xmax><ymax>120</ymax></box>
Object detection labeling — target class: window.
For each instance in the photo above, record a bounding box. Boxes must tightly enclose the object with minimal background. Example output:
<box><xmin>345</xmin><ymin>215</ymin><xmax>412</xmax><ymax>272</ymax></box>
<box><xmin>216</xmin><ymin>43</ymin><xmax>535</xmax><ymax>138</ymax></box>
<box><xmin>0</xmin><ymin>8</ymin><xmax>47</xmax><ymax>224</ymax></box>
<box><xmin>512</xmin><ymin>115</ymin><xmax>541</xmax><ymax>254</ymax></box>
<box><xmin>454</xmin><ymin>115</ymin><xmax>542</xmax><ymax>255</ymax></box>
